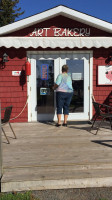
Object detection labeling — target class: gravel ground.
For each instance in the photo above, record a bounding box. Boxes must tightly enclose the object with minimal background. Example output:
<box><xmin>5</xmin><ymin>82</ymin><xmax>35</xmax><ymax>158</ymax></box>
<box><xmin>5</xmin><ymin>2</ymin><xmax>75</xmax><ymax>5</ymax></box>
<box><xmin>32</xmin><ymin>187</ymin><xmax>112</xmax><ymax>200</ymax></box>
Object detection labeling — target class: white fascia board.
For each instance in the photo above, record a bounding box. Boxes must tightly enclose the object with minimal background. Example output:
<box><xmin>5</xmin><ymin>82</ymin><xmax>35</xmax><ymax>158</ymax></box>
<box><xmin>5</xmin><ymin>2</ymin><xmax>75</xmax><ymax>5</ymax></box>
<box><xmin>0</xmin><ymin>6</ymin><xmax>62</xmax><ymax>35</ymax></box>
<box><xmin>61</xmin><ymin>7</ymin><xmax>112</xmax><ymax>33</ymax></box>
<box><xmin>0</xmin><ymin>5</ymin><xmax>112</xmax><ymax>35</ymax></box>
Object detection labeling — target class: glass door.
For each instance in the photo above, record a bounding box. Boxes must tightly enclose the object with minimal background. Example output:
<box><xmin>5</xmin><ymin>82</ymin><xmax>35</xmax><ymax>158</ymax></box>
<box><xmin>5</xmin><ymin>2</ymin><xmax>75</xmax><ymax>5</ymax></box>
<box><xmin>36</xmin><ymin>60</ymin><xmax>54</xmax><ymax>119</ymax></box>
<box><xmin>29</xmin><ymin>53</ymin><xmax>60</xmax><ymax>121</ymax></box>
<box><xmin>60</xmin><ymin>53</ymin><xmax>90</xmax><ymax>120</ymax></box>
<box><xmin>67</xmin><ymin>60</ymin><xmax>84</xmax><ymax>113</ymax></box>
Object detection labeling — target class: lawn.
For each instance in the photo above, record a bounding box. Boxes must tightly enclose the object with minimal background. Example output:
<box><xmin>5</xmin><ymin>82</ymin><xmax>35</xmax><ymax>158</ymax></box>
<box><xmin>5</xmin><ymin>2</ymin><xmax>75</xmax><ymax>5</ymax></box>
<box><xmin>0</xmin><ymin>191</ymin><xmax>39</xmax><ymax>200</ymax></box>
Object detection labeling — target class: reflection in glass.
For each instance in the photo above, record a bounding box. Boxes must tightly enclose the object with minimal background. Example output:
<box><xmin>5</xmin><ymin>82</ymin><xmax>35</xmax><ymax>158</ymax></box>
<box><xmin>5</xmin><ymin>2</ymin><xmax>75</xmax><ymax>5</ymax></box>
<box><xmin>36</xmin><ymin>60</ymin><xmax>54</xmax><ymax>114</ymax></box>
<box><xmin>67</xmin><ymin>60</ymin><xmax>84</xmax><ymax>113</ymax></box>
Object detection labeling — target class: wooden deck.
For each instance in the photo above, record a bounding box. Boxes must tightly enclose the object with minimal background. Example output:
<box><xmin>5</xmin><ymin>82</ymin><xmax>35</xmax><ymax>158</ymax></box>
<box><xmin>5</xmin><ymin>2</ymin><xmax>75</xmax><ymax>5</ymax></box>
<box><xmin>1</xmin><ymin>122</ymin><xmax>112</xmax><ymax>192</ymax></box>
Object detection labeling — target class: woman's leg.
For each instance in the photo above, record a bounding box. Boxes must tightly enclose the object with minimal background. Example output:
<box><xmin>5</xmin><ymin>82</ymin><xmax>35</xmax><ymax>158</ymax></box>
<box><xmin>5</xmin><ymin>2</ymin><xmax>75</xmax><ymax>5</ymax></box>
<box><xmin>63</xmin><ymin>92</ymin><xmax>73</xmax><ymax>124</ymax></box>
<box><xmin>64</xmin><ymin>114</ymin><xmax>68</xmax><ymax>124</ymax></box>
<box><xmin>56</xmin><ymin>92</ymin><xmax>64</xmax><ymax>125</ymax></box>
<box><xmin>57</xmin><ymin>114</ymin><xmax>62</xmax><ymax>124</ymax></box>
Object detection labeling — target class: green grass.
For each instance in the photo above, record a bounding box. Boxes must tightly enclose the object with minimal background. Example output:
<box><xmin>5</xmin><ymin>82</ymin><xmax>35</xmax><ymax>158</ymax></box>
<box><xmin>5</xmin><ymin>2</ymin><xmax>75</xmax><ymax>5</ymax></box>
<box><xmin>99</xmin><ymin>199</ymin><xmax>108</xmax><ymax>200</ymax></box>
<box><xmin>0</xmin><ymin>192</ymin><xmax>109</xmax><ymax>200</ymax></box>
<box><xmin>0</xmin><ymin>191</ymin><xmax>39</xmax><ymax>200</ymax></box>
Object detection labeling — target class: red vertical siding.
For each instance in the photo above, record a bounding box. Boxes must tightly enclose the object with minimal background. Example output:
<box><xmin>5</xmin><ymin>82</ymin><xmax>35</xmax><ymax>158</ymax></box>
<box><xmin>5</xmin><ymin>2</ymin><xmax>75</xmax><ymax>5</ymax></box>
<box><xmin>0</xmin><ymin>48</ymin><xmax>27</xmax><ymax>122</ymax></box>
<box><xmin>93</xmin><ymin>48</ymin><xmax>112</xmax><ymax>116</ymax></box>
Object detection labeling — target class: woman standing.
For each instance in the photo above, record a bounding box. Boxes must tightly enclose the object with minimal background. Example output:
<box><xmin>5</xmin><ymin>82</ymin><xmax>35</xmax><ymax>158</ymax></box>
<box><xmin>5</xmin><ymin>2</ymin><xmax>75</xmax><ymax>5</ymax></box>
<box><xmin>53</xmin><ymin>65</ymin><xmax>73</xmax><ymax>127</ymax></box>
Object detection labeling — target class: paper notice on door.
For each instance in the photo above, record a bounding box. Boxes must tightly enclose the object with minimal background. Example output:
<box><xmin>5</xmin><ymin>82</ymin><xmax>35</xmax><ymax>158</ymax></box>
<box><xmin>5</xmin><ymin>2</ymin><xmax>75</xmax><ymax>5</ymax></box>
<box><xmin>40</xmin><ymin>88</ymin><xmax>50</xmax><ymax>95</ymax></box>
<box><xmin>72</xmin><ymin>73</ymin><xmax>82</xmax><ymax>80</ymax></box>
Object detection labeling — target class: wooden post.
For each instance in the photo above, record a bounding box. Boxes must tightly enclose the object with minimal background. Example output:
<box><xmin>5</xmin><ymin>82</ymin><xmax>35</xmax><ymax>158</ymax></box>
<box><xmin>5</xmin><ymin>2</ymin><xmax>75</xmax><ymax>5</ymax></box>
<box><xmin>0</xmin><ymin>103</ymin><xmax>2</xmax><ymax>191</ymax></box>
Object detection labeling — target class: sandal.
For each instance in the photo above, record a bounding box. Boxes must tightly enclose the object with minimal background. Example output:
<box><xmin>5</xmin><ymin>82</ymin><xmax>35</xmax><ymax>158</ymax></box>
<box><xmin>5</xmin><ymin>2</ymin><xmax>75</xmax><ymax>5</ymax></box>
<box><xmin>56</xmin><ymin>123</ymin><xmax>61</xmax><ymax>127</ymax></box>
<box><xmin>62</xmin><ymin>123</ymin><xmax>67</xmax><ymax>127</ymax></box>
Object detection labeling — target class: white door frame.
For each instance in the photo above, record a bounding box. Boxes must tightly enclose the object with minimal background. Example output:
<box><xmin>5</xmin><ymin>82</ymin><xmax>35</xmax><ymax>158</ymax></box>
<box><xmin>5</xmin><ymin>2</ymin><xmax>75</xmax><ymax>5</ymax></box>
<box><xmin>27</xmin><ymin>50</ymin><xmax>93</xmax><ymax>122</ymax></box>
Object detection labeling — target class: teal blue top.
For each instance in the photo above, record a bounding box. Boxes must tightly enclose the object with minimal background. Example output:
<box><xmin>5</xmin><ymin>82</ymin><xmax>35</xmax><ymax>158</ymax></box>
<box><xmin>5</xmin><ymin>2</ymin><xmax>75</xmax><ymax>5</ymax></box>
<box><xmin>56</xmin><ymin>73</ymin><xmax>73</xmax><ymax>93</ymax></box>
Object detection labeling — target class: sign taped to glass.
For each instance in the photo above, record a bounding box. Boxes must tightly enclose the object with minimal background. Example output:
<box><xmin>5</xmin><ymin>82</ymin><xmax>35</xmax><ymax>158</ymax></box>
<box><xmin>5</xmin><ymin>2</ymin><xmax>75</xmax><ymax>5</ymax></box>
<box><xmin>40</xmin><ymin>88</ymin><xmax>50</xmax><ymax>95</ymax></box>
<box><xmin>41</xmin><ymin>64</ymin><xmax>48</xmax><ymax>80</ymax></box>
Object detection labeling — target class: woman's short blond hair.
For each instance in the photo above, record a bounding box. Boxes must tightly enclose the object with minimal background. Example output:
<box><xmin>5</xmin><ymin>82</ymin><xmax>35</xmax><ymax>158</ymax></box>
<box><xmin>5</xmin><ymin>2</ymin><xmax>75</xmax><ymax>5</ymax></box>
<box><xmin>62</xmin><ymin>65</ymin><xmax>68</xmax><ymax>72</ymax></box>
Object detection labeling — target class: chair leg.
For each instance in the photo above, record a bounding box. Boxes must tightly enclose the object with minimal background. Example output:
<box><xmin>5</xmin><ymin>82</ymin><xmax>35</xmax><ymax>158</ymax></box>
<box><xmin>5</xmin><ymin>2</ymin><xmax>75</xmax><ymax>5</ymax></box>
<box><xmin>109</xmin><ymin>118</ymin><xmax>112</xmax><ymax>130</ymax></box>
<box><xmin>9</xmin><ymin>122</ymin><xmax>17</xmax><ymax>139</ymax></box>
<box><xmin>2</xmin><ymin>127</ymin><xmax>10</xmax><ymax>144</ymax></box>
<box><xmin>91</xmin><ymin>115</ymin><xmax>98</xmax><ymax>129</ymax></box>
<box><xmin>96</xmin><ymin>118</ymin><xmax>104</xmax><ymax>135</ymax></box>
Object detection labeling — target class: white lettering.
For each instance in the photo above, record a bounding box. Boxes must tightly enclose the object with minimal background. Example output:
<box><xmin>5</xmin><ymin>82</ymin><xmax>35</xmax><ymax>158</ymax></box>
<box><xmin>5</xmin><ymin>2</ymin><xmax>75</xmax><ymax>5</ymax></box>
<box><xmin>53</xmin><ymin>28</ymin><xmax>61</xmax><ymax>36</ymax></box>
<box><xmin>30</xmin><ymin>27</ymin><xmax>91</xmax><ymax>37</ymax></box>
<box><xmin>61</xmin><ymin>28</ymin><xmax>67</xmax><ymax>36</ymax></box>
<box><xmin>37</xmin><ymin>28</ymin><xmax>43</xmax><ymax>37</ymax></box>
<box><xmin>73</xmin><ymin>28</ymin><xmax>80</xmax><ymax>36</ymax></box>
<box><xmin>44</xmin><ymin>28</ymin><xmax>50</xmax><ymax>36</ymax></box>
<box><xmin>67</xmin><ymin>29</ymin><xmax>73</xmax><ymax>36</ymax></box>
<box><xmin>30</xmin><ymin>28</ymin><xmax>37</xmax><ymax>36</ymax></box>
<box><xmin>80</xmin><ymin>28</ymin><xmax>85</xmax><ymax>36</ymax></box>
<box><xmin>85</xmin><ymin>28</ymin><xmax>90</xmax><ymax>36</ymax></box>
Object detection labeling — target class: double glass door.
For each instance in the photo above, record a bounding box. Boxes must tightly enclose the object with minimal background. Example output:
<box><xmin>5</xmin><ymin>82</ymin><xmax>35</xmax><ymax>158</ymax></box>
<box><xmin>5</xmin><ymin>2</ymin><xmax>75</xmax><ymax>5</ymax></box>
<box><xmin>29</xmin><ymin>52</ymin><xmax>90</xmax><ymax>121</ymax></box>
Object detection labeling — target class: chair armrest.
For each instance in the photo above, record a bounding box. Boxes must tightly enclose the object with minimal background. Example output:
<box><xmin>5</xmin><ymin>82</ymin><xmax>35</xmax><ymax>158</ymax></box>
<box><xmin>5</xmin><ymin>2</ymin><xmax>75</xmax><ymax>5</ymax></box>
<box><xmin>92</xmin><ymin>100</ymin><xmax>112</xmax><ymax>109</ymax></box>
<box><xmin>92</xmin><ymin>101</ymin><xmax>112</xmax><ymax>114</ymax></box>
<box><xmin>98</xmin><ymin>103</ymin><xmax>112</xmax><ymax>109</ymax></box>
<box><xmin>1</xmin><ymin>105</ymin><xmax>13</xmax><ymax>111</ymax></box>
<box><xmin>97</xmin><ymin>102</ymin><xmax>112</xmax><ymax>113</ymax></box>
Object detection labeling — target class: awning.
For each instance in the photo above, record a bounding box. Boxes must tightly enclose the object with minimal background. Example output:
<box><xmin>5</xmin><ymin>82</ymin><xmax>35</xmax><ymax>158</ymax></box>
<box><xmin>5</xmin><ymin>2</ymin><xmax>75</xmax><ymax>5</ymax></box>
<box><xmin>0</xmin><ymin>37</ymin><xmax>112</xmax><ymax>49</ymax></box>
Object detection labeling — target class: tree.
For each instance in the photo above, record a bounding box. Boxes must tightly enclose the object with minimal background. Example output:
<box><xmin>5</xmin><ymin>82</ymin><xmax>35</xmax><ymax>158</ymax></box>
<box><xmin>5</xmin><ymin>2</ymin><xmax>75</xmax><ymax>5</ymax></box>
<box><xmin>0</xmin><ymin>0</ymin><xmax>24</xmax><ymax>27</ymax></box>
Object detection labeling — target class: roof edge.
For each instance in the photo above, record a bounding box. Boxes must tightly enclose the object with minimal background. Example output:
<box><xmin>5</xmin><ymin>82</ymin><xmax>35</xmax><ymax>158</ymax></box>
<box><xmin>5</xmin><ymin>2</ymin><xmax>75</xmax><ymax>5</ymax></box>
<box><xmin>0</xmin><ymin>5</ymin><xmax>112</xmax><ymax>35</ymax></box>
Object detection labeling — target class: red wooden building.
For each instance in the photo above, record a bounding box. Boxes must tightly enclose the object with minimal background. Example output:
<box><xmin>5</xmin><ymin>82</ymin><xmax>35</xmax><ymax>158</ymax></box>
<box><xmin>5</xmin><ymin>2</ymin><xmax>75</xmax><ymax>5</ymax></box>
<box><xmin>0</xmin><ymin>5</ymin><xmax>112</xmax><ymax>122</ymax></box>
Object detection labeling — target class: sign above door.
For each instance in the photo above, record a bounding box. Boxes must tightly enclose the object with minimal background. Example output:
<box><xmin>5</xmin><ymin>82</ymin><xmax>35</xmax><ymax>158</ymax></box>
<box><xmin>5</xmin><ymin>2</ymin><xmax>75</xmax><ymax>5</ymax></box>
<box><xmin>30</xmin><ymin>27</ymin><xmax>91</xmax><ymax>37</ymax></box>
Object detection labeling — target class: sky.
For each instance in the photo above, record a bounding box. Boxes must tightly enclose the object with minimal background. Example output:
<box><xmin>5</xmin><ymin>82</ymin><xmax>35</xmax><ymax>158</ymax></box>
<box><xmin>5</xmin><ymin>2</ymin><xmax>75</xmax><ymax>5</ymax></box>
<box><xmin>16</xmin><ymin>0</ymin><xmax>112</xmax><ymax>23</ymax></box>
